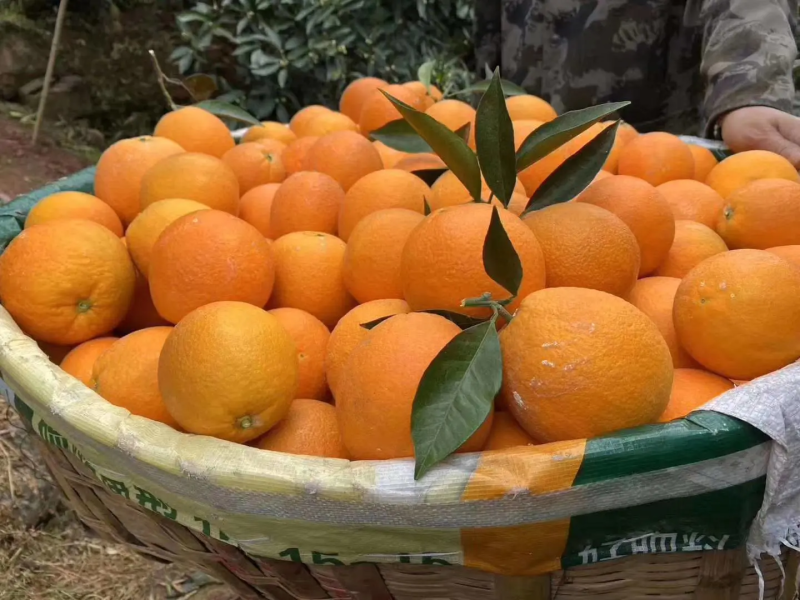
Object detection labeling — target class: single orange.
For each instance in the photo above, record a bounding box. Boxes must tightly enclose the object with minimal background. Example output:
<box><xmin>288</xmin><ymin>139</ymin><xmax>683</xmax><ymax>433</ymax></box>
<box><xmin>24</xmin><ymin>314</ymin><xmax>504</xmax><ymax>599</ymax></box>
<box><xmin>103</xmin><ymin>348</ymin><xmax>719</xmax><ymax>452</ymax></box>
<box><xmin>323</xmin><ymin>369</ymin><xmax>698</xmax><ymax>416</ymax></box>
<box><xmin>268</xmin><ymin>308</ymin><xmax>330</xmax><ymax>401</ymax></box>
<box><xmin>484</xmin><ymin>412</ymin><xmax>537</xmax><ymax>450</ymax></box>
<box><xmin>577</xmin><ymin>175</ymin><xmax>675</xmax><ymax>276</ymax></box>
<box><xmin>222</xmin><ymin>143</ymin><xmax>286</xmax><ymax>193</ymax></box>
<box><xmin>269</xmin><ymin>232</ymin><xmax>356</xmax><ymax>328</ymax></box>
<box><xmin>270</xmin><ymin>171</ymin><xmax>345</xmax><ymax>238</ymax></box>
<box><xmin>359</xmin><ymin>84</ymin><xmax>424</xmax><ymax>137</ymax></box>
<box><xmin>290</xmin><ymin>105</ymin><xmax>332</xmax><ymax>138</ymax></box>
<box><xmin>617</xmin><ymin>132</ymin><xmax>695</xmax><ymax>186</ymax></box>
<box><xmin>373</xmin><ymin>140</ymin><xmax>408</xmax><ymax>169</ymax></box>
<box><xmin>94</xmin><ymin>136</ymin><xmax>184</xmax><ymax>225</ymax></box>
<box><xmin>659</xmin><ymin>369</ymin><xmax>734</xmax><ymax>422</ymax></box>
<box><xmin>343</xmin><ymin>208</ymin><xmax>425</xmax><ymax>303</ymax></box>
<box><xmin>340</xmin><ymin>77</ymin><xmax>388</xmax><ymax>122</ymax></box>
<box><xmin>654</xmin><ymin>220</ymin><xmax>728</xmax><ymax>278</ymax></box>
<box><xmin>617</xmin><ymin>122</ymin><xmax>639</xmax><ymax>146</ymax></box>
<box><xmin>254</xmin><ymin>399</ymin><xmax>348</xmax><ymax>458</ymax></box>
<box><xmin>93</xmin><ymin>326</ymin><xmax>177</xmax><ymax>427</ymax></box>
<box><xmin>242</xmin><ymin>121</ymin><xmax>297</xmax><ymax>145</ymax></box>
<box><xmin>505</xmin><ymin>95</ymin><xmax>557</xmax><ymax>122</ymax></box>
<box><xmin>158</xmin><ymin>301</ymin><xmax>298</xmax><ymax>443</ymax></box>
<box><xmin>512</xmin><ymin>119</ymin><xmax>544</xmax><ymax>150</ymax></box>
<box><xmin>673</xmin><ymin>249</ymin><xmax>800</xmax><ymax>379</ymax></box>
<box><xmin>336</xmin><ymin>312</ymin><xmax>492</xmax><ymax>460</ymax></box>
<box><xmin>303</xmin><ymin>131</ymin><xmax>383</xmax><ymax>191</ymax></box>
<box><xmin>149</xmin><ymin>210</ymin><xmax>275</xmax><ymax>324</ymax></box>
<box><xmin>656</xmin><ymin>179</ymin><xmax>724</xmax><ymax>229</ymax></box>
<box><xmin>705</xmin><ymin>150</ymin><xmax>799</xmax><ymax>198</ymax></box>
<box><xmin>429</xmin><ymin>170</ymin><xmax>525</xmax><ymax>210</ymax></box>
<box><xmin>251</xmin><ymin>137</ymin><xmax>288</xmax><ymax>157</ymax></box>
<box><xmin>139</xmin><ymin>152</ymin><xmax>239</xmax><ymax>215</ymax></box>
<box><xmin>338</xmin><ymin>169</ymin><xmax>430</xmax><ymax>241</ymax></box>
<box><xmin>393</xmin><ymin>153</ymin><xmax>447</xmax><ymax>173</ymax></box>
<box><xmin>282</xmin><ymin>136</ymin><xmax>319</xmax><ymax>176</ymax></box>
<box><xmin>424</xmin><ymin>99</ymin><xmax>477</xmax><ymax>147</ymax></box>
<box><xmin>401</xmin><ymin>203</ymin><xmax>546</xmax><ymax>317</ymax></box>
<box><xmin>25</xmin><ymin>191</ymin><xmax>123</xmax><ymax>237</ymax></box>
<box><xmin>0</xmin><ymin>220</ymin><xmax>135</xmax><ymax>345</ymax></box>
<box><xmin>303</xmin><ymin>111</ymin><xmax>359</xmax><ymax>137</ymax></box>
<box><xmin>239</xmin><ymin>183</ymin><xmax>280</xmax><ymax>238</ymax></box>
<box><xmin>116</xmin><ymin>264</ymin><xmax>170</xmax><ymax>334</ymax></box>
<box><xmin>716</xmin><ymin>179</ymin><xmax>800</xmax><ymax>249</ymax></box>
<box><xmin>154</xmin><ymin>106</ymin><xmax>234</xmax><ymax>158</ymax></box>
<box><xmin>523</xmin><ymin>202</ymin><xmax>640</xmax><ymax>298</ymax></box>
<box><xmin>125</xmin><ymin>199</ymin><xmax>210</xmax><ymax>277</ymax></box>
<box><xmin>60</xmin><ymin>337</ymin><xmax>118</xmax><ymax>388</ymax></box>
<box><xmin>325</xmin><ymin>299</ymin><xmax>410</xmax><ymax>399</ymax></box>
<box><xmin>766</xmin><ymin>245</ymin><xmax>800</xmax><ymax>269</ymax></box>
<box><xmin>688</xmin><ymin>145</ymin><xmax>718</xmax><ymax>181</ymax></box>
<box><xmin>401</xmin><ymin>81</ymin><xmax>442</xmax><ymax>110</ymax></box>
<box><xmin>501</xmin><ymin>287</ymin><xmax>673</xmax><ymax>442</ymax></box>
<box><xmin>628</xmin><ymin>276</ymin><xmax>698</xmax><ymax>368</ymax></box>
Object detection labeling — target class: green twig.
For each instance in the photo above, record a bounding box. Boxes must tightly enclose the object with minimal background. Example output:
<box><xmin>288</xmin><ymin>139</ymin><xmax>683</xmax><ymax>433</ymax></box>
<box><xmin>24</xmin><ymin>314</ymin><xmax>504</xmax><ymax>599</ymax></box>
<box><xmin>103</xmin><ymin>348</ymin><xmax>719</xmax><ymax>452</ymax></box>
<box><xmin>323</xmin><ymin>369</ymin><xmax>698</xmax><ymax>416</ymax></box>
<box><xmin>149</xmin><ymin>49</ymin><xmax>178</xmax><ymax>111</ymax></box>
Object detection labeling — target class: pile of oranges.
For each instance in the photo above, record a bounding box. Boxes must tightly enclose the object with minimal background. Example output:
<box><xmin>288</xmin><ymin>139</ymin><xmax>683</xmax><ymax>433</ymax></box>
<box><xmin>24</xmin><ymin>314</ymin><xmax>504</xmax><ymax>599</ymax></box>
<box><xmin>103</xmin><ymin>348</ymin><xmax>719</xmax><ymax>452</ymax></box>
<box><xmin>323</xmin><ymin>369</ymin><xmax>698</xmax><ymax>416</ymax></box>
<box><xmin>3</xmin><ymin>75</ymin><xmax>800</xmax><ymax>465</ymax></box>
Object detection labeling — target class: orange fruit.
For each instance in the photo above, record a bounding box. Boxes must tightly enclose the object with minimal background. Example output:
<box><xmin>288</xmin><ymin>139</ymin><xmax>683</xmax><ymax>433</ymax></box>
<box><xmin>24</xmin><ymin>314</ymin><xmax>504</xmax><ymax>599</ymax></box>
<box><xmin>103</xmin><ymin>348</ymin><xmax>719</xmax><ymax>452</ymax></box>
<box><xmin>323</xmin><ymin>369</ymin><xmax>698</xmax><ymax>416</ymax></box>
<box><xmin>116</xmin><ymin>265</ymin><xmax>170</xmax><ymax>334</ymax></box>
<box><xmin>25</xmin><ymin>191</ymin><xmax>123</xmax><ymax>236</ymax></box>
<box><xmin>373</xmin><ymin>140</ymin><xmax>408</xmax><ymax>169</ymax></box>
<box><xmin>401</xmin><ymin>81</ymin><xmax>441</xmax><ymax>110</ymax></box>
<box><xmin>424</xmin><ymin>99</ymin><xmax>477</xmax><ymax>146</ymax></box>
<box><xmin>60</xmin><ymin>337</ymin><xmax>118</xmax><ymax>387</ymax></box>
<box><xmin>253</xmin><ymin>399</ymin><xmax>348</xmax><ymax>458</ymax></box>
<box><xmin>95</xmin><ymin>136</ymin><xmax>184</xmax><ymax>225</ymax></box>
<box><xmin>268</xmin><ymin>308</ymin><xmax>330</xmax><ymax>401</ymax></box>
<box><xmin>0</xmin><ymin>220</ymin><xmax>135</xmax><ymax>345</ymax></box>
<box><xmin>617</xmin><ymin>132</ymin><xmax>695</xmax><ymax>186</ymax></box>
<box><xmin>158</xmin><ymin>301</ymin><xmax>298</xmax><ymax>443</ymax></box>
<box><xmin>139</xmin><ymin>152</ymin><xmax>239</xmax><ymax>215</ymax></box>
<box><xmin>500</xmin><ymin>287</ymin><xmax>673</xmax><ymax>442</ymax></box>
<box><xmin>343</xmin><ymin>208</ymin><xmax>425</xmax><ymax>303</ymax></box>
<box><xmin>251</xmin><ymin>137</ymin><xmax>288</xmax><ymax>157</ymax></box>
<box><xmin>705</xmin><ymin>150</ymin><xmax>799</xmax><ymax>198</ymax></box>
<box><xmin>505</xmin><ymin>95</ymin><xmax>557</xmax><ymax>122</ymax></box>
<box><xmin>628</xmin><ymin>276</ymin><xmax>698</xmax><ymax>368</ymax></box>
<box><xmin>512</xmin><ymin>119</ymin><xmax>544</xmax><ymax>150</ymax></box>
<box><xmin>269</xmin><ymin>232</ymin><xmax>356</xmax><ymax>328</ymax></box>
<box><xmin>93</xmin><ymin>327</ymin><xmax>177</xmax><ymax>427</ymax></box>
<box><xmin>242</xmin><ymin>121</ymin><xmax>297</xmax><ymax>145</ymax></box>
<box><xmin>359</xmin><ymin>84</ymin><xmax>424</xmax><ymax>137</ymax></box>
<box><xmin>337</xmin><ymin>312</ymin><xmax>492</xmax><ymax>460</ymax></box>
<box><xmin>125</xmin><ymin>199</ymin><xmax>210</xmax><ymax>277</ymax></box>
<box><xmin>484</xmin><ymin>412</ymin><xmax>537</xmax><ymax>450</ymax></box>
<box><xmin>617</xmin><ymin>122</ymin><xmax>639</xmax><ymax>146</ymax></box>
<box><xmin>673</xmin><ymin>249</ymin><xmax>800</xmax><ymax>379</ymax></box>
<box><xmin>659</xmin><ymin>369</ymin><xmax>734</xmax><ymax>423</ymax></box>
<box><xmin>393</xmin><ymin>153</ymin><xmax>447</xmax><ymax>173</ymax></box>
<box><xmin>303</xmin><ymin>111</ymin><xmax>359</xmax><ymax>137</ymax></box>
<box><xmin>290</xmin><ymin>105</ymin><xmax>331</xmax><ymax>137</ymax></box>
<box><xmin>338</xmin><ymin>169</ymin><xmax>430</xmax><ymax>241</ymax></box>
<box><xmin>221</xmin><ymin>143</ymin><xmax>286</xmax><ymax>193</ymax></box>
<box><xmin>523</xmin><ymin>202</ymin><xmax>640</xmax><ymax>298</ymax></box>
<box><xmin>577</xmin><ymin>175</ymin><xmax>675</xmax><ymax>276</ymax></box>
<box><xmin>149</xmin><ymin>210</ymin><xmax>275</xmax><ymax>324</ymax></box>
<box><xmin>282</xmin><ymin>136</ymin><xmax>319</xmax><ymax>176</ymax></box>
<box><xmin>154</xmin><ymin>106</ymin><xmax>234</xmax><ymax>158</ymax></box>
<box><xmin>688</xmin><ymin>145</ymin><xmax>718</xmax><ymax>181</ymax></box>
<box><xmin>270</xmin><ymin>171</ymin><xmax>345</xmax><ymax>238</ymax></box>
<box><xmin>401</xmin><ymin>203</ymin><xmax>546</xmax><ymax>317</ymax></box>
<box><xmin>656</xmin><ymin>179</ymin><xmax>724</xmax><ymax>229</ymax></box>
<box><xmin>325</xmin><ymin>299</ymin><xmax>410</xmax><ymax>399</ymax></box>
<box><xmin>303</xmin><ymin>131</ymin><xmax>383</xmax><ymax>191</ymax></box>
<box><xmin>238</xmin><ymin>183</ymin><xmax>280</xmax><ymax>238</ymax></box>
<box><xmin>506</xmin><ymin>192</ymin><xmax>530</xmax><ymax>216</ymax></box>
<box><xmin>340</xmin><ymin>77</ymin><xmax>388</xmax><ymax>122</ymax></box>
<box><xmin>716</xmin><ymin>179</ymin><xmax>800</xmax><ymax>250</ymax></box>
<box><xmin>766</xmin><ymin>245</ymin><xmax>800</xmax><ymax>269</ymax></box>
<box><xmin>654</xmin><ymin>220</ymin><xmax>728</xmax><ymax>278</ymax></box>
<box><xmin>429</xmin><ymin>169</ymin><xmax>525</xmax><ymax>210</ymax></box>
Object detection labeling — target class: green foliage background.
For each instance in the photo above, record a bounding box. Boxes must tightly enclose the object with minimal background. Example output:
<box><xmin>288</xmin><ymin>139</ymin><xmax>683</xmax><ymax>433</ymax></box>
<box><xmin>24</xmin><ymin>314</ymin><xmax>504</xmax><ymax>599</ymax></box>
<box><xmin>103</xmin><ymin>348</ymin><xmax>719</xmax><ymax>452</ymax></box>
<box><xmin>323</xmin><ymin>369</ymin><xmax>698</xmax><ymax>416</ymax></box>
<box><xmin>172</xmin><ymin>0</ymin><xmax>475</xmax><ymax>122</ymax></box>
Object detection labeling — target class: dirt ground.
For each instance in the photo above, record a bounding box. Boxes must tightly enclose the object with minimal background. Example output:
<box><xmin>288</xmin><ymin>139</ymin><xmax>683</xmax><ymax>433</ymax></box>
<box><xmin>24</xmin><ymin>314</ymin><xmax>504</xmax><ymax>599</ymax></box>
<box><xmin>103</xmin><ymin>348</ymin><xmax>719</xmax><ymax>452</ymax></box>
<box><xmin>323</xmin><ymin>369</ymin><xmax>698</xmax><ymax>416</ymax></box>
<box><xmin>0</xmin><ymin>113</ymin><xmax>236</xmax><ymax>599</ymax></box>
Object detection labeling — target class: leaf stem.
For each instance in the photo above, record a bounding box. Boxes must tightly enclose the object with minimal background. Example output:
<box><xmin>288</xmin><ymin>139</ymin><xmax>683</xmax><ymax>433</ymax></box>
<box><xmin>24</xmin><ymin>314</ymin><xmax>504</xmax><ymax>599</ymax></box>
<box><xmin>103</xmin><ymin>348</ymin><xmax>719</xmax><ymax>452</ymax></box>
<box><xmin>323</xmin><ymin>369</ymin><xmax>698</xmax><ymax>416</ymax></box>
<box><xmin>149</xmin><ymin>49</ymin><xmax>178</xmax><ymax>111</ymax></box>
<box><xmin>496</xmin><ymin>304</ymin><xmax>514</xmax><ymax>322</ymax></box>
<box><xmin>461</xmin><ymin>293</ymin><xmax>515</xmax><ymax>322</ymax></box>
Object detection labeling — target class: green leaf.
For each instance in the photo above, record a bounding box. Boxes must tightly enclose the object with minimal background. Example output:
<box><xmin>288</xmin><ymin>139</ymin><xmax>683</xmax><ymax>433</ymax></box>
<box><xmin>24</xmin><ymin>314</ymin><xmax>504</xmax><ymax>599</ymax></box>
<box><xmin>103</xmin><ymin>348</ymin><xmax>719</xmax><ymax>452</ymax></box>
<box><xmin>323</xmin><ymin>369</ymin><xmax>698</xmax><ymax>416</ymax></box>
<box><xmin>193</xmin><ymin>100</ymin><xmax>260</xmax><ymax>126</ymax></box>
<box><xmin>516</xmin><ymin>102</ymin><xmax>629</xmax><ymax>172</ymax></box>
<box><xmin>424</xmin><ymin>310</ymin><xmax>487</xmax><ymax>330</ymax></box>
<box><xmin>454</xmin><ymin>122</ymin><xmax>471</xmax><ymax>144</ymax></box>
<box><xmin>483</xmin><ymin>205</ymin><xmax>522</xmax><ymax>298</ymax></box>
<box><xmin>411</xmin><ymin>168</ymin><xmax>448</xmax><ymax>188</ymax></box>
<box><xmin>418</xmin><ymin>60</ymin><xmax>435</xmax><ymax>92</ymax></box>
<box><xmin>424</xmin><ymin>197</ymin><xmax>432</xmax><ymax>216</ymax></box>
<box><xmin>370</xmin><ymin>120</ymin><xmax>432</xmax><ymax>153</ymax></box>
<box><xmin>454</xmin><ymin>78</ymin><xmax>527</xmax><ymax>97</ymax></box>
<box><xmin>183</xmin><ymin>74</ymin><xmax>218</xmax><ymax>102</ymax></box>
<box><xmin>524</xmin><ymin>121</ymin><xmax>620</xmax><ymax>214</ymax></box>
<box><xmin>475</xmin><ymin>70</ymin><xmax>517</xmax><ymax>206</ymax></box>
<box><xmin>412</xmin><ymin>318</ymin><xmax>501</xmax><ymax>479</ymax></box>
<box><xmin>383</xmin><ymin>90</ymin><xmax>482</xmax><ymax>202</ymax></box>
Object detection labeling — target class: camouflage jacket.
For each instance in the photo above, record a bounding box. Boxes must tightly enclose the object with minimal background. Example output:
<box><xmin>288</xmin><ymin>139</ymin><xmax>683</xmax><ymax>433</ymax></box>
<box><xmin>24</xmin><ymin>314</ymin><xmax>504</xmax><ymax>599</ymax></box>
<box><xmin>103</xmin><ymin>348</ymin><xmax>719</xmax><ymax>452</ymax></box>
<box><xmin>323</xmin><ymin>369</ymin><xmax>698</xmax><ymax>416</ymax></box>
<box><xmin>475</xmin><ymin>0</ymin><xmax>798</xmax><ymax>136</ymax></box>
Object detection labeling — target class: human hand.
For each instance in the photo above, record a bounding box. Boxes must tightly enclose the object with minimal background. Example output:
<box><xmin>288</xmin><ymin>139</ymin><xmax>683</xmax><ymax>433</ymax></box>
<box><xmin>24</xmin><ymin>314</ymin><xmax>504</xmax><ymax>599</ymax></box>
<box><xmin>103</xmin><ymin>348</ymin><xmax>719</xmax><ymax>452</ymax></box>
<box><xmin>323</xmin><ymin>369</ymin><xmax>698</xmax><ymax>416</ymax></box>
<box><xmin>720</xmin><ymin>106</ymin><xmax>800</xmax><ymax>168</ymax></box>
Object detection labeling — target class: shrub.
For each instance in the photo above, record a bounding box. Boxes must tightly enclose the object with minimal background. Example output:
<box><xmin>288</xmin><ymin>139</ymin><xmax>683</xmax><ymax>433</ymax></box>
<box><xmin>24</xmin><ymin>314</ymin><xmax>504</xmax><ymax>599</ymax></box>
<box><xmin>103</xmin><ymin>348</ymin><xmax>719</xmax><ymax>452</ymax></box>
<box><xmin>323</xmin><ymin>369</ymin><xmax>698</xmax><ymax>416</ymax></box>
<box><xmin>172</xmin><ymin>0</ymin><xmax>475</xmax><ymax>122</ymax></box>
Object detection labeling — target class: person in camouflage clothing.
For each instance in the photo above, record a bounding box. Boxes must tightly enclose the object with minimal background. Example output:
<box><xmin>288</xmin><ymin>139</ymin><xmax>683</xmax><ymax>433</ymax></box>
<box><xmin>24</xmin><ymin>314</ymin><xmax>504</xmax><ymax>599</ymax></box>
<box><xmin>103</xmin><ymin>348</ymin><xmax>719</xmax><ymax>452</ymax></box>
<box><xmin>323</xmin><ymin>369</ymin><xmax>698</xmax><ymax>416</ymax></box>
<box><xmin>476</xmin><ymin>1</ymin><xmax>800</xmax><ymax>166</ymax></box>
